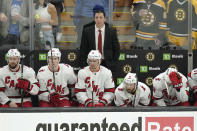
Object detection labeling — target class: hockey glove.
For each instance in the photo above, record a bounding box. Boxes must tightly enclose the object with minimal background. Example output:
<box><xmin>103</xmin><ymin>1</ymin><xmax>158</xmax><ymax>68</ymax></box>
<box><xmin>16</xmin><ymin>78</ymin><xmax>30</xmax><ymax>91</ymax></box>
<box><xmin>169</xmin><ymin>72</ymin><xmax>183</xmax><ymax>91</ymax></box>
<box><xmin>49</xmin><ymin>92</ymin><xmax>61</xmax><ymax>106</ymax></box>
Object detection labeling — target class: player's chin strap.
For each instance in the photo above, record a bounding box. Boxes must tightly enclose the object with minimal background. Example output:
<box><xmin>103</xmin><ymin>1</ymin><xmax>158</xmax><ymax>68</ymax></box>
<box><xmin>47</xmin><ymin>41</ymin><xmax>58</xmax><ymax>107</ymax></box>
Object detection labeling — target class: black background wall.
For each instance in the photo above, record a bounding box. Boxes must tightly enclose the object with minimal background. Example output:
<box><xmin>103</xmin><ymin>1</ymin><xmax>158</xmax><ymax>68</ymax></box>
<box><xmin>0</xmin><ymin>49</ymin><xmax>192</xmax><ymax>87</ymax></box>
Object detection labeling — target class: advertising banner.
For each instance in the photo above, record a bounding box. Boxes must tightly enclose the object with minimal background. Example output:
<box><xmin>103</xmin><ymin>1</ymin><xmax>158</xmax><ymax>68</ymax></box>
<box><xmin>0</xmin><ymin>112</ymin><xmax>196</xmax><ymax>131</ymax></box>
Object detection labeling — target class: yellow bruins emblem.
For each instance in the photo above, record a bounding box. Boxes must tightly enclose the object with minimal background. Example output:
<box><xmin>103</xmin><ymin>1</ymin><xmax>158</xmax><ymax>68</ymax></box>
<box><xmin>123</xmin><ymin>64</ymin><xmax>132</xmax><ymax>74</ymax></box>
<box><xmin>67</xmin><ymin>52</ymin><xmax>77</xmax><ymax>62</ymax></box>
<box><xmin>145</xmin><ymin>77</ymin><xmax>153</xmax><ymax>86</ymax></box>
<box><xmin>169</xmin><ymin>64</ymin><xmax>178</xmax><ymax>70</ymax></box>
<box><xmin>146</xmin><ymin>52</ymin><xmax>155</xmax><ymax>62</ymax></box>
<box><xmin>175</xmin><ymin>8</ymin><xmax>186</xmax><ymax>21</ymax></box>
<box><xmin>141</xmin><ymin>9</ymin><xmax>156</xmax><ymax>26</ymax></box>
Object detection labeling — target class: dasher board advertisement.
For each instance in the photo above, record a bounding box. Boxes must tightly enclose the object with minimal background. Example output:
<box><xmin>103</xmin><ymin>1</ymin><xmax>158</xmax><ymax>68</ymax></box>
<box><xmin>0</xmin><ymin>112</ymin><xmax>196</xmax><ymax>131</ymax></box>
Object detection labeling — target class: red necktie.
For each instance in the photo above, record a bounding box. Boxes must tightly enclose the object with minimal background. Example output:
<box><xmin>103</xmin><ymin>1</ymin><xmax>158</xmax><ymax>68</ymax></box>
<box><xmin>98</xmin><ymin>30</ymin><xmax>102</xmax><ymax>54</ymax></box>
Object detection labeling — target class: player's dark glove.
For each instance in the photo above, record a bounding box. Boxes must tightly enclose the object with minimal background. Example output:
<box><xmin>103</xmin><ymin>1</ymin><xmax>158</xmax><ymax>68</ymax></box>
<box><xmin>49</xmin><ymin>92</ymin><xmax>61</xmax><ymax>106</ymax></box>
<box><xmin>16</xmin><ymin>78</ymin><xmax>30</xmax><ymax>91</ymax></box>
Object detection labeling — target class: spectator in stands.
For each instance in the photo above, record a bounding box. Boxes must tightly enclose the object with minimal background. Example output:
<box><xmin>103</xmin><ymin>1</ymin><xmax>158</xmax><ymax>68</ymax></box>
<box><xmin>114</xmin><ymin>73</ymin><xmax>151</xmax><ymax>107</ymax></box>
<box><xmin>49</xmin><ymin>0</ymin><xmax>64</xmax><ymax>42</ymax></box>
<box><xmin>152</xmin><ymin>67</ymin><xmax>190</xmax><ymax>106</ymax></box>
<box><xmin>75</xmin><ymin>50</ymin><xmax>115</xmax><ymax>107</ymax></box>
<box><xmin>0</xmin><ymin>49</ymin><xmax>39</xmax><ymax>107</ymax></box>
<box><xmin>188</xmin><ymin>68</ymin><xmax>197</xmax><ymax>106</ymax></box>
<box><xmin>35</xmin><ymin>0</ymin><xmax>58</xmax><ymax>49</ymax></box>
<box><xmin>166</xmin><ymin>0</ymin><xmax>197</xmax><ymax>49</ymax></box>
<box><xmin>0</xmin><ymin>0</ymin><xmax>4</xmax><ymax>46</ymax></box>
<box><xmin>74</xmin><ymin>0</ymin><xmax>110</xmax><ymax>49</ymax></box>
<box><xmin>37</xmin><ymin>48</ymin><xmax>77</xmax><ymax>107</ymax></box>
<box><xmin>130</xmin><ymin>0</ymin><xmax>167</xmax><ymax>50</ymax></box>
<box><xmin>0</xmin><ymin>0</ymin><xmax>30</xmax><ymax>47</ymax></box>
<box><xmin>80</xmin><ymin>6</ymin><xmax>120</xmax><ymax>77</ymax></box>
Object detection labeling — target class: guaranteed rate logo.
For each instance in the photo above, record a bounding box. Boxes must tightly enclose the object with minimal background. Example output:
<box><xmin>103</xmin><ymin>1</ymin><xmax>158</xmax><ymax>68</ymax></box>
<box><xmin>145</xmin><ymin>117</ymin><xmax>194</xmax><ymax>131</ymax></box>
<box><xmin>36</xmin><ymin>117</ymin><xmax>142</xmax><ymax>131</ymax></box>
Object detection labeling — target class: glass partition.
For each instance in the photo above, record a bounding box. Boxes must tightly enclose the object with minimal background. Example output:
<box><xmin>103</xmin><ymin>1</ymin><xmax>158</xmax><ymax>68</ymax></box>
<box><xmin>0</xmin><ymin>0</ymin><xmax>31</xmax><ymax>50</ymax></box>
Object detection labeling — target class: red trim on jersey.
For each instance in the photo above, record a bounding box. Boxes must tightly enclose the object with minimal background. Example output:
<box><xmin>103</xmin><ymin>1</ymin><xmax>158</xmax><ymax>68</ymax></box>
<box><xmin>28</xmin><ymin>85</ymin><xmax>33</xmax><ymax>93</ymax></box>
<box><xmin>0</xmin><ymin>87</ymin><xmax>5</xmax><ymax>92</ymax></box>
<box><xmin>120</xmin><ymin>99</ymin><xmax>129</xmax><ymax>106</ymax></box>
<box><xmin>99</xmin><ymin>98</ymin><xmax>108</xmax><ymax>104</ymax></box>
<box><xmin>188</xmin><ymin>72</ymin><xmax>191</xmax><ymax>77</ymax></box>
<box><xmin>89</xmin><ymin>66</ymin><xmax>100</xmax><ymax>73</ymax></box>
<box><xmin>48</xmin><ymin>65</ymin><xmax>60</xmax><ymax>72</ymax></box>
<box><xmin>85</xmin><ymin>98</ymin><xmax>92</xmax><ymax>105</ymax></box>
<box><xmin>74</xmin><ymin>88</ymin><xmax>86</xmax><ymax>93</ymax></box>
<box><xmin>152</xmin><ymin>95</ymin><xmax>163</xmax><ymax>100</ymax></box>
<box><xmin>9</xmin><ymin>65</ymin><xmax>20</xmax><ymax>72</ymax></box>
<box><xmin>104</xmin><ymin>88</ymin><xmax>115</xmax><ymax>93</ymax></box>
<box><xmin>118</xmin><ymin>88</ymin><xmax>123</xmax><ymax>91</ymax></box>
<box><xmin>179</xmin><ymin>101</ymin><xmax>190</xmax><ymax>106</ymax></box>
<box><xmin>120</xmin><ymin>102</ymin><xmax>127</xmax><ymax>107</ymax></box>
<box><xmin>35</xmin><ymin>82</ymin><xmax>40</xmax><ymax>88</ymax></box>
<box><xmin>193</xmin><ymin>86</ymin><xmax>197</xmax><ymax>91</ymax></box>
<box><xmin>38</xmin><ymin>90</ymin><xmax>48</xmax><ymax>95</ymax></box>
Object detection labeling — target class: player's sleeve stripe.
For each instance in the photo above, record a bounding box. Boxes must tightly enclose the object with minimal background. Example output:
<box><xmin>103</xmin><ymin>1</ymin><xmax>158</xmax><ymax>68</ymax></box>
<box><xmin>74</xmin><ymin>88</ymin><xmax>86</xmax><ymax>93</ymax></box>
<box><xmin>38</xmin><ymin>90</ymin><xmax>48</xmax><ymax>95</ymax></box>
<box><xmin>104</xmin><ymin>88</ymin><xmax>115</xmax><ymax>93</ymax></box>
<box><xmin>0</xmin><ymin>87</ymin><xmax>5</xmax><ymax>92</ymax></box>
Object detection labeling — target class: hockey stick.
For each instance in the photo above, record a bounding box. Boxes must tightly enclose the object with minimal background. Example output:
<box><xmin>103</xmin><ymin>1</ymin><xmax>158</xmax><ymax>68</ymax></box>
<box><xmin>46</xmin><ymin>41</ymin><xmax>58</xmax><ymax>106</ymax></box>
<box><xmin>19</xmin><ymin>49</ymin><xmax>36</xmax><ymax>107</ymax></box>
<box><xmin>46</xmin><ymin>41</ymin><xmax>56</xmax><ymax>91</ymax></box>
<box><xmin>90</xmin><ymin>73</ymin><xmax>96</xmax><ymax>107</ymax></box>
<box><xmin>164</xmin><ymin>81</ymin><xmax>172</xmax><ymax>106</ymax></box>
<box><xmin>20</xmin><ymin>54</ymin><xmax>25</xmax><ymax>107</ymax></box>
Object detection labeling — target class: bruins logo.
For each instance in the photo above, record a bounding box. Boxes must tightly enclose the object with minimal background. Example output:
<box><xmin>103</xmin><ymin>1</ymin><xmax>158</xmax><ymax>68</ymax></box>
<box><xmin>123</xmin><ymin>64</ymin><xmax>132</xmax><ymax>74</ymax></box>
<box><xmin>175</xmin><ymin>8</ymin><xmax>185</xmax><ymax>21</ymax></box>
<box><xmin>146</xmin><ymin>52</ymin><xmax>155</xmax><ymax>62</ymax></box>
<box><xmin>141</xmin><ymin>10</ymin><xmax>156</xmax><ymax>26</ymax></box>
<box><xmin>169</xmin><ymin>64</ymin><xmax>178</xmax><ymax>70</ymax></box>
<box><xmin>67</xmin><ymin>52</ymin><xmax>77</xmax><ymax>62</ymax></box>
<box><xmin>145</xmin><ymin>77</ymin><xmax>153</xmax><ymax>86</ymax></box>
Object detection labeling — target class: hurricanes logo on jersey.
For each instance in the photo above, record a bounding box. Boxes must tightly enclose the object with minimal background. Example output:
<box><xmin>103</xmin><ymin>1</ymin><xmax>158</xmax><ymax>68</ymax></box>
<box><xmin>141</xmin><ymin>9</ymin><xmax>156</xmax><ymax>26</ymax></box>
<box><xmin>175</xmin><ymin>8</ymin><xmax>186</xmax><ymax>21</ymax></box>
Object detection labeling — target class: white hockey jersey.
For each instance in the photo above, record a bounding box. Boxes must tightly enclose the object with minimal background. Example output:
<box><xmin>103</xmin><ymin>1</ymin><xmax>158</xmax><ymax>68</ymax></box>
<box><xmin>188</xmin><ymin>69</ymin><xmax>197</xmax><ymax>93</ymax></box>
<box><xmin>75</xmin><ymin>66</ymin><xmax>115</xmax><ymax>106</ymax></box>
<box><xmin>37</xmin><ymin>64</ymin><xmax>77</xmax><ymax>102</ymax></box>
<box><xmin>0</xmin><ymin>65</ymin><xmax>39</xmax><ymax>105</ymax></box>
<box><xmin>153</xmin><ymin>72</ymin><xmax>189</xmax><ymax>106</ymax></box>
<box><xmin>114</xmin><ymin>82</ymin><xmax>151</xmax><ymax>107</ymax></box>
